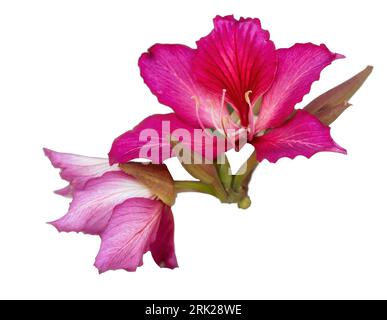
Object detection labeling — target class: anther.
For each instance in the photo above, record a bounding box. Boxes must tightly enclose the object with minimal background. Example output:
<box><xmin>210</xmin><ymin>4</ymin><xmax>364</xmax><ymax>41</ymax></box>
<box><xmin>245</xmin><ymin>90</ymin><xmax>253</xmax><ymax>106</ymax></box>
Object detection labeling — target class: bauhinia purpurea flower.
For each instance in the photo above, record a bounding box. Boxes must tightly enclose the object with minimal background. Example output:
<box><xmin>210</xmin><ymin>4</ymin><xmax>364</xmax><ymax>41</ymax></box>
<box><xmin>110</xmin><ymin>15</ymin><xmax>370</xmax><ymax>164</ymax></box>
<box><xmin>45</xmin><ymin>149</ymin><xmax>178</xmax><ymax>272</ymax></box>
<box><xmin>45</xmin><ymin>15</ymin><xmax>372</xmax><ymax>272</ymax></box>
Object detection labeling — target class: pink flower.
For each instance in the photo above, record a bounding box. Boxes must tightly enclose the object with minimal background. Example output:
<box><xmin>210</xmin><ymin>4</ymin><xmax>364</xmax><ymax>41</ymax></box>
<box><xmin>45</xmin><ymin>149</ymin><xmax>178</xmax><ymax>272</ymax></box>
<box><xmin>109</xmin><ymin>15</ymin><xmax>346</xmax><ymax>165</ymax></box>
<box><xmin>43</xmin><ymin>148</ymin><xmax>120</xmax><ymax>197</ymax></box>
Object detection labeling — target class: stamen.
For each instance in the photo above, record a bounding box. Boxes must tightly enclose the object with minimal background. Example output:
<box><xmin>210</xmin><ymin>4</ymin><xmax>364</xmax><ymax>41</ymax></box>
<box><xmin>220</xmin><ymin>89</ymin><xmax>227</xmax><ymax>114</ymax></box>
<box><xmin>193</xmin><ymin>90</ymin><xmax>244</xmax><ymax>150</ymax></box>
<box><xmin>219</xmin><ymin>89</ymin><xmax>228</xmax><ymax>136</ymax></box>
<box><xmin>209</xmin><ymin>101</ymin><xmax>225</xmax><ymax>133</ymax></box>
<box><xmin>245</xmin><ymin>90</ymin><xmax>253</xmax><ymax>105</ymax></box>
<box><xmin>245</xmin><ymin>90</ymin><xmax>255</xmax><ymax>140</ymax></box>
<box><xmin>192</xmin><ymin>96</ymin><xmax>213</xmax><ymax>138</ymax></box>
<box><xmin>219</xmin><ymin>89</ymin><xmax>240</xmax><ymax>150</ymax></box>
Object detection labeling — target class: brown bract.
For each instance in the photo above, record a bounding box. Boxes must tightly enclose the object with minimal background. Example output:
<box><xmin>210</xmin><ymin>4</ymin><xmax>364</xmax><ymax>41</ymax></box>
<box><xmin>119</xmin><ymin>162</ymin><xmax>176</xmax><ymax>206</ymax></box>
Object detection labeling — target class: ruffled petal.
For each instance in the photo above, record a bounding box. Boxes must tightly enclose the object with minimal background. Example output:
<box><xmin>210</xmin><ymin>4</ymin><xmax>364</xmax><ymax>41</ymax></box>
<box><xmin>256</xmin><ymin>43</ymin><xmax>343</xmax><ymax>132</ymax></box>
<box><xmin>54</xmin><ymin>185</ymin><xmax>73</xmax><ymax>197</ymax></box>
<box><xmin>252</xmin><ymin>110</ymin><xmax>347</xmax><ymax>163</ymax></box>
<box><xmin>109</xmin><ymin>113</ymin><xmax>226</xmax><ymax>165</ymax></box>
<box><xmin>193</xmin><ymin>15</ymin><xmax>277</xmax><ymax>126</ymax></box>
<box><xmin>139</xmin><ymin>44</ymin><xmax>218</xmax><ymax>128</ymax></box>
<box><xmin>150</xmin><ymin>205</ymin><xmax>178</xmax><ymax>269</ymax></box>
<box><xmin>44</xmin><ymin>148</ymin><xmax>119</xmax><ymax>196</ymax></box>
<box><xmin>50</xmin><ymin>171</ymin><xmax>153</xmax><ymax>235</ymax></box>
<box><xmin>94</xmin><ymin>198</ymin><xmax>175</xmax><ymax>273</ymax></box>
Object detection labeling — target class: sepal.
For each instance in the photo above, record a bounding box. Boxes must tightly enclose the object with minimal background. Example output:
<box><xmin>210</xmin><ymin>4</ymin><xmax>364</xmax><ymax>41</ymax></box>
<box><xmin>304</xmin><ymin>66</ymin><xmax>373</xmax><ymax>125</ymax></box>
<box><xmin>119</xmin><ymin>162</ymin><xmax>176</xmax><ymax>206</ymax></box>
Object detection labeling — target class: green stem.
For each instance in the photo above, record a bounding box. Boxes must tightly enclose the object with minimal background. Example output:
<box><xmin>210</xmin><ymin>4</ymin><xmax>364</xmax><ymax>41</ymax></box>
<box><xmin>174</xmin><ymin>181</ymin><xmax>217</xmax><ymax>197</ymax></box>
<box><xmin>174</xmin><ymin>151</ymin><xmax>259</xmax><ymax>210</ymax></box>
<box><xmin>216</xmin><ymin>154</ymin><xmax>233</xmax><ymax>191</ymax></box>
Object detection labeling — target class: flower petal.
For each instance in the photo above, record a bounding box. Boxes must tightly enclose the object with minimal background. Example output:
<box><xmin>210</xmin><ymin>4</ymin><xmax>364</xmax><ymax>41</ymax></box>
<box><xmin>109</xmin><ymin>113</ymin><xmax>226</xmax><ymax>165</ymax></box>
<box><xmin>50</xmin><ymin>171</ymin><xmax>153</xmax><ymax>235</ymax></box>
<box><xmin>94</xmin><ymin>198</ymin><xmax>175</xmax><ymax>273</ymax></box>
<box><xmin>256</xmin><ymin>43</ymin><xmax>343</xmax><ymax>132</ymax></box>
<box><xmin>44</xmin><ymin>148</ymin><xmax>119</xmax><ymax>196</ymax></box>
<box><xmin>54</xmin><ymin>185</ymin><xmax>73</xmax><ymax>197</ymax></box>
<box><xmin>139</xmin><ymin>44</ymin><xmax>217</xmax><ymax>128</ymax></box>
<box><xmin>193</xmin><ymin>15</ymin><xmax>277</xmax><ymax>126</ymax></box>
<box><xmin>252</xmin><ymin>110</ymin><xmax>347</xmax><ymax>163</ymax></box>
<box><xmin>150</xmin><ymin>205</ymin><xmax>178</xmax><ymax>269</ymax></box>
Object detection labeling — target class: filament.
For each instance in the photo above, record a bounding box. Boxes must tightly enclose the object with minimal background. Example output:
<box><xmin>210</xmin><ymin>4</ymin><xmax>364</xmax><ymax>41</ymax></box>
<box><xmin>245</xmin><ymin>90</ymin><xmax>256</xmax><ymax>140</ymax></box>
<box><xmin>192</xmin><ymin>96</ymin><xmax>214</xmax><ymax>139</ymax></box>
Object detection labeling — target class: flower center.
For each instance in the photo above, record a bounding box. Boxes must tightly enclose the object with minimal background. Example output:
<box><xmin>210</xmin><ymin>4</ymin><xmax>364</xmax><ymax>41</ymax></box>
<box><xmin>193</xmin><ymin>90</ymin><xmax>252</xmax><ymax>149</ymax></box>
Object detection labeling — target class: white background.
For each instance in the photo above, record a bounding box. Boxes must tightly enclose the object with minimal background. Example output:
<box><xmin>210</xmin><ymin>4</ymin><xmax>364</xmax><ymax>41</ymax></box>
<box><xmin>0</xmin><ymin>0</ymin><xmax>386</xmax><ymax>299</ymax></box>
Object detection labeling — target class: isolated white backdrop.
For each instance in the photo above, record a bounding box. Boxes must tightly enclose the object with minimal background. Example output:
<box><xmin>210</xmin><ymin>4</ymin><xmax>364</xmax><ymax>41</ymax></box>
<box><xmin>0</xmin><ymin>0</ymin><xmax>386</xmax><ymax>299</ymax></box>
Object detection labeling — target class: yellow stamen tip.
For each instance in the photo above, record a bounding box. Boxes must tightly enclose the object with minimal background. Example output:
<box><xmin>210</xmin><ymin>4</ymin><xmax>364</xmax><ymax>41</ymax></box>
<box><xmin>245</xmin><ymin>91</ymin><xmax>253</xmax><ymax>105</ymax></box>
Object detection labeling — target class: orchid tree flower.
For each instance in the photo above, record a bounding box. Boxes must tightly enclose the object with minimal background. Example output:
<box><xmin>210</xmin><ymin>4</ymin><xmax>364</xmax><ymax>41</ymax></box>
<box><xmin>108</xmin><ymin>15</ymin><xmax>372</xmax><ymax>208</ymax></box>
<box><xmin>44</xmin><ymin>16</ymin><xmax>372</xmax><ymax>273</ymax></box>
<box><xmin>44</xmin><ymin>149</ymin><xmax>178</xmax><ymax>273</ymax></box>
<box><xmin>110</xmin><ymin>15</ymin><xmax>348</xmax><ymax>165</ymax></box>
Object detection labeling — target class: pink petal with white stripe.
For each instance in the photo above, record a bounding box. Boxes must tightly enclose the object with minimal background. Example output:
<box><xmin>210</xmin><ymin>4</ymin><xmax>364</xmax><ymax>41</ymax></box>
<box><xmin>139</xmin><ymin>44</ymin><xmax>217</xmax><ymax>129</ymax></box>
<box><xmin>50</xmin><ymin>171</ymin><xmax>153</xmax><ymax>235</ymax></box>
<box><xmin>94</xmin><ymin>198</ymin><xmax>177</xmax><ymax>273</ymax></box>
<box><xmin>44</xmin><ymin>148</ymin><xmax>119</xmax><ymax>196</ymax></box>
<box><xmin>252</xmin><ymin>110</ymin><xmax>347</xmax><ymax>163</ymax></box>
<box><xmin>256</xmin><ymin>43</ymin><xmax>343</xmax><ymax>132</ymax></box>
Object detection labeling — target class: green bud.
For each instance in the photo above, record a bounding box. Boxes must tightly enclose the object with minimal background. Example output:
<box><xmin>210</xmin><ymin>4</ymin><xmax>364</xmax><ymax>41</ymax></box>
<box><xmin>238</xmin><ymin>196</ymin><xmax>252</xmax><ymax>210</ymax></box>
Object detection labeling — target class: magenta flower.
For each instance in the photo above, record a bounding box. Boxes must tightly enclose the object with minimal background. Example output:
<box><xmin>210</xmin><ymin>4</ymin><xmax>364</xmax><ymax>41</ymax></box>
<box><xmin>109</xmin><ymin>15</ymin><xmax>346</xmax><ymax>165</ymax></box>
<box><xmin>44</xmin><ymin>15</ymin><xmax>371</xmax><ymax>273</ymax></box>
<box><xmin>44</xmin><ymin>149</ymin><xmax>178</xmax><ymax>272</ymax></box>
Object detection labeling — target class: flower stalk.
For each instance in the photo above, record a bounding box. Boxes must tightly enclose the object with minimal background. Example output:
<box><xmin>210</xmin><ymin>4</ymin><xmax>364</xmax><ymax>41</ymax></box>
<box><xmin>174</xmin><ymin>180</ymin><xmax>216</xmax><ymax>197</ymax></box>
<box><xmin>174</xmin><ymin>151</ymin><xmax>259</xmax><ymax>209</ymax></box>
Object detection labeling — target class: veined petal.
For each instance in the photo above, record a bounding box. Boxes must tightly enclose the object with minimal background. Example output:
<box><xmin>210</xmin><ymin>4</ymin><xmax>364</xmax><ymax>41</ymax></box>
<box><xmin>139</xmin><ymin>44</ymin><xmax>217</xmax><ymax>129</ymax></box>
<box><xmin>193</xmin><ymin>15</ymin><xmax>277</xmax><ymax>127</ymax></box>
<box><xmin>256</xmin><ymin>43</ymin><xmax>343</xmax><ymax>132</ymax></box>
<box><xmin>252</xmin><ymin>110</ymin><xmax>347</xmax><ymax>163</ymax></box>
<box><xmin>150</xmin><ymin>205</ymin><xmax>178</xmax><ymax>269</ymax></box>
<box><xmin>50</xmin><ymin>171</ymin><xmax>153</xmax><ymax>235</ymax></box>
<box><xmin>44</xmin><ymin>148</ymin><xmax>119</xmax><ymax>196</ymax></box>
<box><xmin>94</xmin><ymin>198</ymin><xmax>176</xmax><ymax>273</ymax></box>
<box><xmin>109</xmin><ymin>113</ymin><xmax>226</xmax><ymax>165</ymax></box>
<box><xmin>54</xmin><ymin>185</ymin><xmax>73</xmax><ymax>197</ymax></box>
